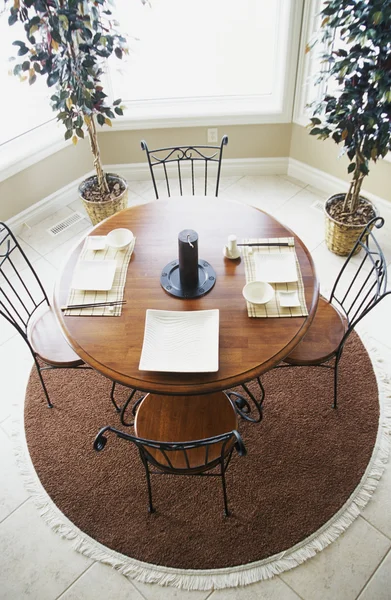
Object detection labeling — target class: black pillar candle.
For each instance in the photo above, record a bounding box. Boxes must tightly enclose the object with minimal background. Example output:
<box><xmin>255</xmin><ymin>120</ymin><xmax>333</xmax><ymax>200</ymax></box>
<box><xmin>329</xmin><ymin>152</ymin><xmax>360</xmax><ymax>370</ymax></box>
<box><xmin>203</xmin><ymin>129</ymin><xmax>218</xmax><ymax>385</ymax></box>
<box><xmin>178</xmin><ymin>229</ymin><xmax>199</xmax><ymax>289</ymax></box>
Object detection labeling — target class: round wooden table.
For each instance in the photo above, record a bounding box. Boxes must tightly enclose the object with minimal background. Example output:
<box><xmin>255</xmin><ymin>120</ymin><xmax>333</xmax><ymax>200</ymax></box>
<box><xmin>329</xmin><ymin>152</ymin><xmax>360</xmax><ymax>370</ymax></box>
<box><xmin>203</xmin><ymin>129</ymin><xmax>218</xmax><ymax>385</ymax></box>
<box><xmin>54</xmin><ymin>198</ymin><xmax>319</xmax><ymax>396</ymax></box>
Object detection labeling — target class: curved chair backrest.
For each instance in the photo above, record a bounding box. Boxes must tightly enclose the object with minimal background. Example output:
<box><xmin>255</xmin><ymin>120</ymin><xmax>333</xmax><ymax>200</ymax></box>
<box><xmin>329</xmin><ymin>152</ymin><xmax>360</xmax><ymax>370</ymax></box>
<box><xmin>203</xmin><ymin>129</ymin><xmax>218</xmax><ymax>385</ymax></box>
<box><xmin>94</xmin><ymin>425</ymin><xmax>246</xmax><ymax>474</ymax></box>
<box><xmin>141</xmin><ymin>135</ymin><xmax>228</xmax><ymax>199</ymax></box>
<box><xmin>0</xmin><ymin>222</ymin><xmax>49</xmax><ymax>342</ymax></box>
<box><xmin>330</xmin><ymin>216</ymin><xmax>388</xmax><ymax>341</ymax></box>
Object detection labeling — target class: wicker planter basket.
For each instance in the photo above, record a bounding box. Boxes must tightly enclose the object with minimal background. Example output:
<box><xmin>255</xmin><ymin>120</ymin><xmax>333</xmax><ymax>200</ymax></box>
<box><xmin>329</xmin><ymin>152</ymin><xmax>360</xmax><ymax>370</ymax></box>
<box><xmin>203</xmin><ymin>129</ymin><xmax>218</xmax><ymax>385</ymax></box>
<box><xmin>79</xmin><ymin>173</ymin><xmax>128</xmax><ymax>226</ymax></box>
<box><xmin>324</xmin><ymin>194</ymin><xmax>378</xmax><ymax>256</ymax></box>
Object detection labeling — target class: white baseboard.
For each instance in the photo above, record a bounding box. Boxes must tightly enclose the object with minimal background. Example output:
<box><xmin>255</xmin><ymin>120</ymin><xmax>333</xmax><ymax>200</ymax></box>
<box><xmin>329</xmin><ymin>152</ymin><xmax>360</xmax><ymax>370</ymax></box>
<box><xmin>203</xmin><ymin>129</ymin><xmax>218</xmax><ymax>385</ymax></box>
<box><xmin>288</xmin><ymin>158</ymin><xmax>390</xmax><ymax>211</ymax></box>
<box><xmin>6</xmin><ymin>171</ymin><xmax>94</xmax><ymax>235</ymax></box>
<box><xmin>108</xmin><ymin>157</ymin><xmax>290</xmax><ymax>181</ymax></box>
<box><xmin>6</xmin><ymin>157</ymin><xmax>389</xmax><ymax>234</ymax></box>
<box><xmin>6</xmin><ymin>158</ymin><xmax>289</xmax><ymax>233</ymax></box>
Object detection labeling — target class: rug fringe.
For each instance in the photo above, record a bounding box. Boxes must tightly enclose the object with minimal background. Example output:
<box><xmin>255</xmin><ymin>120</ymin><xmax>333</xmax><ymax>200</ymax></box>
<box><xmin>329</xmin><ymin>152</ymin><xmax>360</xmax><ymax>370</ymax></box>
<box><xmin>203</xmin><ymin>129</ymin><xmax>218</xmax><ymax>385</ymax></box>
<box><xmin>11</xmin><ymin>332</ymin><xmax>391</xmax><ymax>591</ymax></box>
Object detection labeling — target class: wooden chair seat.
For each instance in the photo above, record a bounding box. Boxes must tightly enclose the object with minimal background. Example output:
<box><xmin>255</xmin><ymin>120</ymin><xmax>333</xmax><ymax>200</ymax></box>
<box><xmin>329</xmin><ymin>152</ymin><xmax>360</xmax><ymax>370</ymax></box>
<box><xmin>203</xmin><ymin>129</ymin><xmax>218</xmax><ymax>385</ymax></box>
<box><xmin>284</xmin><ymin>296</ymin><xmax>348</xmax><ymax>366</ymax></box>
<box><xmin>29</xmin><ymin>306</ymin><xmax>83</xmax><ymax>367</ymax></box>
<box><xmin>135</xmin><ymin>391</ymin><xmax>238</xmax><ymax>470</ymax></box>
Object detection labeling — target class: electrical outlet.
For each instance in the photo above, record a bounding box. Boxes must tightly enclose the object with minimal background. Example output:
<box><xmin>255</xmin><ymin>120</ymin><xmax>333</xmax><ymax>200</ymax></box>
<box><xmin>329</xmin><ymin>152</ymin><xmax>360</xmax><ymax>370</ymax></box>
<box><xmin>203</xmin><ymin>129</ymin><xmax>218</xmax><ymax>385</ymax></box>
<box><xmin>207</xmin><ymin>128</ymin><xmax>218</xmax><ymax>144</ymax></box>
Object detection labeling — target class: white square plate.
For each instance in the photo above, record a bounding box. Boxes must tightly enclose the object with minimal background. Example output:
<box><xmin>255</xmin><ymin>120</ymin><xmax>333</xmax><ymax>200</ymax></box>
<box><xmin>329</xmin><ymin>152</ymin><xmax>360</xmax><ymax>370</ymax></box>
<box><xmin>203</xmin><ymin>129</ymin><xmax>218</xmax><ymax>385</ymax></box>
<box><xmin>255</xmin><ymin>253</ymin><xmax>298</xmax><ymax>283</ymax></box>
<box><xmin>139</xmin><ymin>309</ymin><xmax>219</xmax><ymax>373</ymax></box>
<box><xmin>278</xmin><ymin>290</ymin><xmax>301</xmax><ymax>307</ymax></box>
<box><xmin>71</xmin><ymin>260</ymin><xmax>117</xmax><ymax>291</ymax></box>
<box><xmin>86</xmin><ymin>236</ymin><xmax>106</xmax><ymax>250</ymax></box>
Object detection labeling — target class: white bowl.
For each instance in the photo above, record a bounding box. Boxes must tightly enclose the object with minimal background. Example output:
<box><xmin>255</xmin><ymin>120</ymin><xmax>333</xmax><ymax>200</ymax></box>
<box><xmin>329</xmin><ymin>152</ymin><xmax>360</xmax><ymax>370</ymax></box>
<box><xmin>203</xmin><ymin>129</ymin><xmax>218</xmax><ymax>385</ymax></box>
<box><xmin>242</xmin><ymin>281</ymin><xmax>274</xmax><ymax>305</ymax></box>
<box><xmin>106</xmin><ymin>228</ymin><xmax>133</xmax><ymax>250</ymax></box>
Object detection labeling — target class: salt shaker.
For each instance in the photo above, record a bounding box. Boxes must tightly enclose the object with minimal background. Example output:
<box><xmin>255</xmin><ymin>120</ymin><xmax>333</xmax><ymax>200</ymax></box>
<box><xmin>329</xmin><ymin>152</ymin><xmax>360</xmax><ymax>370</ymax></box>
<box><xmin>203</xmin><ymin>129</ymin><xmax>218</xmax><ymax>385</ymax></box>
<box><xmin>223</xmin><ymin>234</ymin><xmax>241</xmax><ymax>259</ymax></box>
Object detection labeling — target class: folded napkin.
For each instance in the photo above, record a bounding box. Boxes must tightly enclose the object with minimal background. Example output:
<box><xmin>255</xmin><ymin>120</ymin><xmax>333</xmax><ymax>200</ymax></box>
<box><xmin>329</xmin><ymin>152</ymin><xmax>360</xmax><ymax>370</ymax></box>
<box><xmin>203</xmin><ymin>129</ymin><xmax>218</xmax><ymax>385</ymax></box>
<box><xmin>241</xmin><ymin>237</ymin><xmax>308</xmax><ymax>318</ymax></box>
<box><xmin>64</xmin><ymin>237</ymin><xmax>136</xmax><ymax>316</ymax></box>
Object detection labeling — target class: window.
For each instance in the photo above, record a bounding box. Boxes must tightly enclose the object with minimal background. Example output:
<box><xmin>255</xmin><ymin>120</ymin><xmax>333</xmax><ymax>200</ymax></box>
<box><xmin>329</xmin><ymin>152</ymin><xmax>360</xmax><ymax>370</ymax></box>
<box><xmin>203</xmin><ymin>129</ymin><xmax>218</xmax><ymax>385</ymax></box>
<box><xmin>0</xmin><ymin>16</ymin><xmax>54</xmax><ymax>146</ymax></box>
<box><xmin>0</xmin><ymin>0</ymin><xmax>303</xmax><ymax>178</ymax></box>
<box><xmin>110</xmin><ymin>0</ymin><xmax>302</xmax><ymax>126</ymax></box>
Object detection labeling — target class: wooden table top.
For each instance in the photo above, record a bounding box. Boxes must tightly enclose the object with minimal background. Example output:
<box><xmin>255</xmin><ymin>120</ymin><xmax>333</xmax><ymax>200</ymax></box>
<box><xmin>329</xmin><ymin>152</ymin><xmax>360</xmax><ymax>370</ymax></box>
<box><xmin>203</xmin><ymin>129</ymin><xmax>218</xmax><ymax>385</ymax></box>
<box><xmin>54</xmin><ymin>198</ymin><xmax>319</xmax><ymax>395</ymax></box>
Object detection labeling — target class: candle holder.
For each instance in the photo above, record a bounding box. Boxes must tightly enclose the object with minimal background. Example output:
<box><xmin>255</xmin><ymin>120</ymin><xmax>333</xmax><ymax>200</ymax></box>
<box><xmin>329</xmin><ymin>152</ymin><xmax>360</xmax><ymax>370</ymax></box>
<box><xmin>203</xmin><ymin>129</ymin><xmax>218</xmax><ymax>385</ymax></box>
<box><xmin>160</xmin><ymin>229</ymin><xmax>216</xmax><ymax>298</ymax></box>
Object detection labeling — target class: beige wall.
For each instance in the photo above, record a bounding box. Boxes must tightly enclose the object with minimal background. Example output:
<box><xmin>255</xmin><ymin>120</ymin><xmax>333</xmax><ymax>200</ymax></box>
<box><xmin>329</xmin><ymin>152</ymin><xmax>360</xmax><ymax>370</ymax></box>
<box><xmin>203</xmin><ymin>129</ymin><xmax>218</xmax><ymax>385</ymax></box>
<box><xmin>290</xmin><ymin>123</ymin><xmax>391</xmax><ymax>203</ymax></box>
<box><xmin>0</xmin><ymin>123</ymin><xmax>291</xmax><ymax>221</ymax></box>
<box><xmin>98</xmin><ymin>123</ymin><xmax>292</xmax><ymax>164</ymax></box>
<box><xmin>0</xmin><ymin>142</ymin><xmax>93</xmax><ymax>221</ymax></box>
<box><xmin>1</xmin><ymin>121</ymin><xmax>390</xmax><ymax>221</ymax></box>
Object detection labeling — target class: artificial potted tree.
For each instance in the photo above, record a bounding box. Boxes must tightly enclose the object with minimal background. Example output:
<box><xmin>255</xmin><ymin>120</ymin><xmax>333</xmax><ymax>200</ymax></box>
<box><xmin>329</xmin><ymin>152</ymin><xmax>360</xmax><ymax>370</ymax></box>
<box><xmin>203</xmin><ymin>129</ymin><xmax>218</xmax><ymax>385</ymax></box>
<box><xmin>5</xmin><ymin>0</ymin><xmax>129</xmax><ymax>226</ymax></box>
<box><xmin>308</xmin><ymin>0</ymin><xmax>391</xmax><ymax>255</ymax></box>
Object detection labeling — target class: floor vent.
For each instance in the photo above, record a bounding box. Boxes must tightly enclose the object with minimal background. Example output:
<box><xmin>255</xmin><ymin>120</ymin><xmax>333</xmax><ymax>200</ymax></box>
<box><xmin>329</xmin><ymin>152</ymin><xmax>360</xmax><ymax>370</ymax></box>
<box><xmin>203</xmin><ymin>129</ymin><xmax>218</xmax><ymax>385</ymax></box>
<box><xmin>47</xmin><ymin>212</ymin><xmax>85</xmax><ymax>236</ymax></box>
<box><xmin>311</xmin><ymin>200</ymin><xmax>325</xmax><ymax>212</ymax></box>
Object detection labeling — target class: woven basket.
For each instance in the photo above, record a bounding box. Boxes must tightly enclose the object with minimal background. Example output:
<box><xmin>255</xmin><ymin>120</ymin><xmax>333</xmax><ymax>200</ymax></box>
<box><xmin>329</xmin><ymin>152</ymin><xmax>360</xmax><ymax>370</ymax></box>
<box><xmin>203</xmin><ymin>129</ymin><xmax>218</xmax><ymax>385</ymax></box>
<box><xmin>324</xmin><ymin>194</ymin><xmax>378</xmax><ymax>256</ymax></box>
<box><xmin>79</xmin><ymin>174</ymin><xmax>128</xmax><ymax>226</ymax></box>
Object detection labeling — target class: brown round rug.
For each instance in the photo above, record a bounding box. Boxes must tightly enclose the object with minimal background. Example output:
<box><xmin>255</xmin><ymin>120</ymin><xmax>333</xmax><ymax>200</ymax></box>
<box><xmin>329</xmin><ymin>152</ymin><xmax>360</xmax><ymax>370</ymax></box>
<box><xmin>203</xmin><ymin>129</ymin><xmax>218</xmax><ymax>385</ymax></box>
<box><xmin>24</xmin><ymin>332</ymin><xmax>384</xmax><ymax>586</ymax></box>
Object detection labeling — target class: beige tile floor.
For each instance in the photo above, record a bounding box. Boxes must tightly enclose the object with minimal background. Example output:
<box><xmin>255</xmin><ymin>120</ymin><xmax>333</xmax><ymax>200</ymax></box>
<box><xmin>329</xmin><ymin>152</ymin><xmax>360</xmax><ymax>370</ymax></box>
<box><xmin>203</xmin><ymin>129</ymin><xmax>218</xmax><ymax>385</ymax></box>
<box><xmin>0</xmin><ymin>175</ymin><xmax>390</xmax><ymax>600</ymax></box>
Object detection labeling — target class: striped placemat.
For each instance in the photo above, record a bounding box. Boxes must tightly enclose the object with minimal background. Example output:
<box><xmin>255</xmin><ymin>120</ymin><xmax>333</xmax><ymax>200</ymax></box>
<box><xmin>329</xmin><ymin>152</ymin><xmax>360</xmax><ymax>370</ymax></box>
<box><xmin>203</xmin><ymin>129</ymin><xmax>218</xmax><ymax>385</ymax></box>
<box><xmin>64</xmin><ymin>237</ymin><xmax>136</xmax><ymax>316</ymax></box>
<box><xmin>242</xmin><ymin>237</ymin><xmax>308</xmax><ymax>318</ymax></box>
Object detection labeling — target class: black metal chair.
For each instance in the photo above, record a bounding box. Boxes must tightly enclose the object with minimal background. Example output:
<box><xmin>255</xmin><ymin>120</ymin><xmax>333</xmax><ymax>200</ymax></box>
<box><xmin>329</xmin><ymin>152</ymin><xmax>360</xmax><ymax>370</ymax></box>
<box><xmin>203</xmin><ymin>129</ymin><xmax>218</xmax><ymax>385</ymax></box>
<box><xmin>94</xmin><ymin>391</ymin><xmax>246</xmax><ymax>515</ymax></box>
<box><xmin>0</xmin><ymin>221</ymin><xmax>89</xmax><ymax>408</ymax></box>
<box><xmin>280</xmin><ymin>216</ymin><xmax>390</xmax><ymax>408</ymax></box>
<box><xmin>141</xmin><ymin>135</ymin><xmax>228</xmax><ymax>199</ymax></box>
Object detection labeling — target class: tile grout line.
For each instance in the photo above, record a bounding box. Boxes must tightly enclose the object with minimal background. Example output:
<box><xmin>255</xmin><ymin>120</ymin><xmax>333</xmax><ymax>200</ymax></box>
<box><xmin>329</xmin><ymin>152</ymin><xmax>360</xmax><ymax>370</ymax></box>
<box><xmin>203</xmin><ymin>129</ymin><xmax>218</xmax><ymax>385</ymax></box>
<box><xmin>276</xmin><ymin>575</ymin><xmax>306</xmax><ymax>600</ymax></box>
<box><xmin>0</xmin><ymin>496</ymin><xmax>30</xmax><ymax>526</ymax></box>
<box><xmin>355</xmin><ymin>546</ymin><xmax>391</xmax><ymax>599</ymax></box>
<box><xmin>360</xmin><ymin>513</ymin><xmax>391</xmax><ymax>542</ymax></box>
<box><xmin>54</xmin><ymin>562</ymin><xmax>97</xmax><ymax>600</ymax></box>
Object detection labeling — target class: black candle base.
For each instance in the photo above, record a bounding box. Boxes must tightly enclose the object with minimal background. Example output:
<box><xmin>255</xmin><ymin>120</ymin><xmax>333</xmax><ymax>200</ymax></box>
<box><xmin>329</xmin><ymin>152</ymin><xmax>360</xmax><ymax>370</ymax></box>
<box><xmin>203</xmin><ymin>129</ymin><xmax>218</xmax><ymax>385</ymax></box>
<box><xmin>160</xmin><ymin>259</ymin><xmax>216</xmax><ymax>299</ymax></box>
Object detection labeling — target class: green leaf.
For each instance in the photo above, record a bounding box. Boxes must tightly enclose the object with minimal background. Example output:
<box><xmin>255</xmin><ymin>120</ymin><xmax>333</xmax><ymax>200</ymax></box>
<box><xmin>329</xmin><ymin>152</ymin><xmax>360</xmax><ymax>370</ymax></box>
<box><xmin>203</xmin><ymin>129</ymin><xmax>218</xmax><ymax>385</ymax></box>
<box><xmin>372</xmin><ymin>12</ymin><xmax>383</xmax><ymax>25</ymax></box>
<box><xmin>76</xmin><ymin>128</ymin><xmax>84</xmax><ymax>139</ymax></box>
<box><xmin>8</xmin><ymin>13</ymin><xmax>18</xmax><ymax>26</ymax></box>
<box><xmin>114</xmin><ymin>107</ymin><xmax>123</xmax><ymax>116</ymax></box>
<box><xmin>114</xmin><ymin>47</ymin><xmax>123</xmax><ymax>59</ymax></box>
<box><xmin>17</xmin><ymin>45</ymin><xmax>29</xmax><ymax>56</ymax></box>
<box><xmin>22</xmin><ymin>61</ymin><xmax>30</xmax><ymax>71</ymax></box>
<box><xmin>96</xmin><ymin>113</ymin><xmax>105</xmax><ymax>126</ymax></box>
<box><xmin>64</xmin><ymin>129</ymin><xmax>73</xmax><ymax>141</ymax></box>
<box><xmin>113</xmin><ymin>98</ymin><xmax>122</xmax><ymax>106</ymax></box>
<box><xmin>309</xmin><ymin>127</ymin><xmax>323</xmax><ymax>136</ymax></box>
<box><xmin>347</xmin><ymin>163</ymin><xmax>356</xmax><ymax>173</ymax></box>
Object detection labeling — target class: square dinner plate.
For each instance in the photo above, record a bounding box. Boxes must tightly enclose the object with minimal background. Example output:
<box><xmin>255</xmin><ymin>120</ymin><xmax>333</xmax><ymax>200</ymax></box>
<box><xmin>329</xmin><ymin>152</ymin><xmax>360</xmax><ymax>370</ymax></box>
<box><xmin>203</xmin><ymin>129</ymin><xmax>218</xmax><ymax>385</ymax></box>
<box><xmin>255</xmin><ymin>253</ymin><xmax>298</xmax><ymax>283</ymax></box>
<box><xmin>71</xmin><ymin>260</ymin><xmax>117</xmax><ymax>291</ymax></box>
<box><xmin>139</xmin><ymin>309</ymin><xmax>219</xmax><ymax>373</ymax></box>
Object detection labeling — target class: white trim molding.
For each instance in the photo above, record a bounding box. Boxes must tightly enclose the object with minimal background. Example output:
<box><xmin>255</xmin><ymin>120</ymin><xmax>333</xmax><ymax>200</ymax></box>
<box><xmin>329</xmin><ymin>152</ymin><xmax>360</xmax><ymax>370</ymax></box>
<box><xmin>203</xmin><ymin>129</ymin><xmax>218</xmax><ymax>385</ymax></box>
<box><xmin>6</xmin><ymin>158</ymin><xmax>289</xmax><ymax>234</ymax></box>
<box><xmin>288</xmin><ymin>158</ymin><xmax>390</xmax><ymax>211</ymax></box>
<box><xmin>7</xmin><ymin>156</ymin><xmax>389</xmax><ymax>235</ymax></box>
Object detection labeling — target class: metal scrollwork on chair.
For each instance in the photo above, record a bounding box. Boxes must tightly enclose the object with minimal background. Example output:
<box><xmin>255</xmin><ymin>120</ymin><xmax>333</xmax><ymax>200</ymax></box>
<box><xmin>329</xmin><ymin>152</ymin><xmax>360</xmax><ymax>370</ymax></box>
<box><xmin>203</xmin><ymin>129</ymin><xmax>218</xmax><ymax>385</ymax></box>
<box><xmin>225</xmin><ymin>376</ymin><xmax>265</xmax><ymax>423</ymax></box>
<box><xmin>141</xmin><ymin>135</ymin><xmax>228</xmax><ymax>199</ymax></box>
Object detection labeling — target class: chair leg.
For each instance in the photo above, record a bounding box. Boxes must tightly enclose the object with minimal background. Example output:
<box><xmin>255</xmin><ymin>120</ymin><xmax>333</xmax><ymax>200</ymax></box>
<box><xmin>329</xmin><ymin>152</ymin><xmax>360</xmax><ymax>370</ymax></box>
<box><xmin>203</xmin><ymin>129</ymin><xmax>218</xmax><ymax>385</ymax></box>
<box><xmin>139</xmin><ymin>452</ymin><xmax>155</xmax><ymax>513</ymax></box>
<box><xmin>120</xmin><ymin>388</ymin><xmax>139</xmax><ymax>427</ymax></box>
<box><xmin>221</xmin><ymin>459</ymin><xmax>230</xmax><ymax>517</ymax></box>
<box><xmin>34</xmin><ymin>359</ymin><xmax>53</xmax><ymax>409</ymax></box>
<box><xmin>333</xmin><ymin>357</ymin><xmax>340</xmax><ymax>410</ymax></box>
<box><xmin>110</xmin><ymin>382</ymin><xmax>121</xmax><ymax>413</ymax></box>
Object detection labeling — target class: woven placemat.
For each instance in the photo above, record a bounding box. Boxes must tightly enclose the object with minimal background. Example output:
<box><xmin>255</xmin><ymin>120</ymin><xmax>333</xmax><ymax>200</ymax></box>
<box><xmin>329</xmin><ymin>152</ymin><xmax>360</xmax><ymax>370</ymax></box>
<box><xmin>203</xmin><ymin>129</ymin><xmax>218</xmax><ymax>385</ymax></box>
<box><xmin>64</xmin><ymin>237</ymin><xmax>135</xmax><ymax>316</ymax></box>
<box><xmin>242</xmin><ymin>237</ymin><xmax>308</xmax><ymax>317</ymax></box>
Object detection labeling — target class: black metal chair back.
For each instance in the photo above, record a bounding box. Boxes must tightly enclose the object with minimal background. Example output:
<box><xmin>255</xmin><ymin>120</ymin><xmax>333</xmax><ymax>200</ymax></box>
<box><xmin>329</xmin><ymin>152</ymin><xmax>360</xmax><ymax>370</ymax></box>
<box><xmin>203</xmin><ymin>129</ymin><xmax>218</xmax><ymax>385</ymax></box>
<box><xmin>94</xmin><ymin>425</ymin><xmax>246</xmax><ymax>515</ymax></box>
<box><xmin>0</xmin><ymin>221</ymin><xmax>49</xmax><ymax>344</ymax></box>
<box><xmin>141</xmin><ymin>135</ymin><xmax>228</xmax><ymax>199</ymax></box>
<box><xmin>329</xmin><ymin>216</ymin><xmax>388</xmax><ymax>350</ymax></box>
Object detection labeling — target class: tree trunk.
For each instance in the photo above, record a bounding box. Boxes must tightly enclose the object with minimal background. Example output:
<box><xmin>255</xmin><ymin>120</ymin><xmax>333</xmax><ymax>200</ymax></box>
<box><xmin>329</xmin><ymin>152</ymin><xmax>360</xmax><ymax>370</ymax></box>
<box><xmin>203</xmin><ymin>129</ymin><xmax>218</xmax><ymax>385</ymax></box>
<box><xmin>342</xmin><ymin>150</ymin><xmax>364</xmax><ymax>214</ymax></box>
<box><xmin>85</xmin><ymin>115</ymin><xmax>110</xmax><ymax>197</ymax></box>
